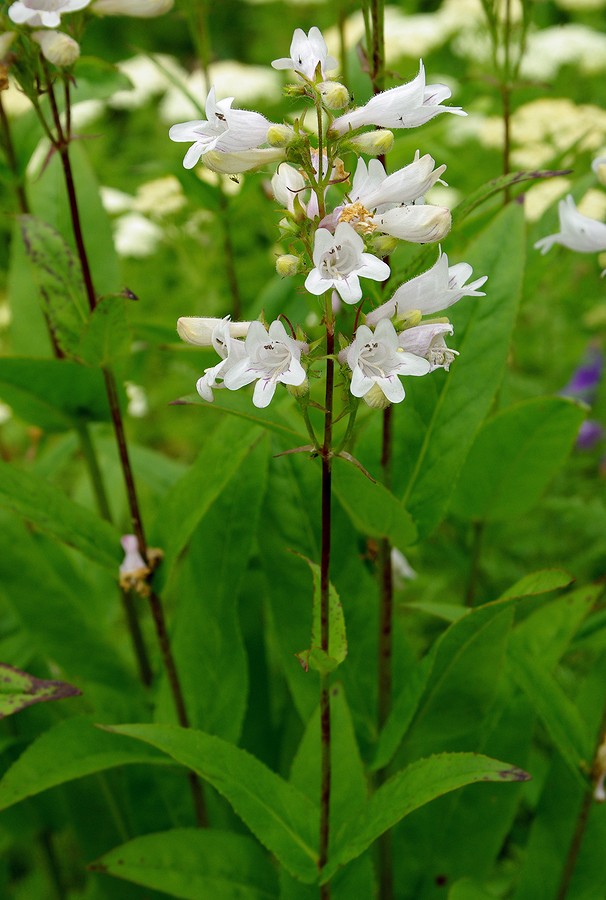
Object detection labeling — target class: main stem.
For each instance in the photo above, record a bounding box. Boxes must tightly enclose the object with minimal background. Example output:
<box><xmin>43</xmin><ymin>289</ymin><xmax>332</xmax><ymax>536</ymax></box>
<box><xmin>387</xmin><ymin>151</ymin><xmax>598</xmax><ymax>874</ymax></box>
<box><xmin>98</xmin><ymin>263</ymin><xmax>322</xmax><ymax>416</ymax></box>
<box><xmin>319</xmin><ymin>293</ymin><xmax>335</xmax><ymax>897</ymax></box>
<box><xmin>45</xmin><ymin>73</ymin><xmax>206</xmax><ymax>826</ymax></box>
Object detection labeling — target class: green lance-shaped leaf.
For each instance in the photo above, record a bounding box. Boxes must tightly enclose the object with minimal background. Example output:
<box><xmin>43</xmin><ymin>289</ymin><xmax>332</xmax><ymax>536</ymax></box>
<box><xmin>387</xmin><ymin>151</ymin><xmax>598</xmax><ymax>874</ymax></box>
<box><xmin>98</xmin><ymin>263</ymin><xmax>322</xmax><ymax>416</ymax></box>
<box><xmin>450</xmin><ymin>397</ymin><xmax>586</xmax><ymax>522</ymax></box>
<box><xmin>152</xmin><ymin>417</ymin><xmax>264</xmax><ymax>589</ymax></box>
<box><xmin>400</xmin><ymin>202</ymin><xmax>525</xmax><ymax>539</ymax></box>
<box><xmin>321</xmin><ymin>752</ymin><xmax>530</xmax><ymax>881</ymax></box>
<box><xmin>19</xmin><ymin>214</ymin><xmax>89</xmax><ymax>359</ymax></box>
<box><xmin>104</xmin><ymin>723</ymin><xmax>320</xmax><ymax>884</ymax></box>
<box><xmin>78</xmin><ymin>294</ymin><xmax>131</xmax><ymax>367</ymax></box>
<box><xmin>91</xmin><ymin>829</ymin><xmax>279</xmax><ymax>900</ymax></box>
<box><xmin>0</xmin><ymin>459</ymin><xmax>121</xmax><ymax>570</ymax></box>
<box><xmin>0</xmin><ymin>717</ymin><xmax>173</xmax><ymax>811</ymax></box>
<box><xmin>294</xmin><ymin>553</ymin><xmax>347</xmax><ymax>675</ymax></box>
<box><xmin>0</xmin><ymin>357</ymin><xmax>111</xmax><ymax>431</ymax></box>
<box><xmin>332</xmin><ymin>458</ymin><xmax>417</xmax><ymax>548</ymax></box>
<box><xmin>0</xmin><ymin>663</ymin><xmax>80</xmax><ymax>719</ymax></box>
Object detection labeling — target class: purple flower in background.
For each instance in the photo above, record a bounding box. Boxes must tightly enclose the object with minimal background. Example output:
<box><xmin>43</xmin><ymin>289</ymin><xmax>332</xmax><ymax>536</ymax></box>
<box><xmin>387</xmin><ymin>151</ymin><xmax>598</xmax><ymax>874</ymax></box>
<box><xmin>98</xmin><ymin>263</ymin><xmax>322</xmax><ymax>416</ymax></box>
<box><xmin>560</xmin><ymin>343</ymin><xmax>604</xmax><ymax>451</ymax></box>
<box><xmin>559</xmin><ymin>343</ymin><xmax>603</xmax><ymax>404</ymax></box>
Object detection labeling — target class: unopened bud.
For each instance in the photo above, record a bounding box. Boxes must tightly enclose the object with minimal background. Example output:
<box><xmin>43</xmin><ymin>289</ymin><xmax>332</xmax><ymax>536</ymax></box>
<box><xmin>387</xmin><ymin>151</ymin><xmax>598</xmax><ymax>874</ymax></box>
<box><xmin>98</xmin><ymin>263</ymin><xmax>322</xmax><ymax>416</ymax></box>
<box><xmin>318</xmin><ymin>81</ymin><xmax>349</xmax><ymax>110</ymax></box>
<box><xmin>287</xmin><ymin>377</ymin><xmax>309</xmax><ymax>399</ymax></box>
<box><xmin>371</xmin><ymin>234</ymin><xmax>399</xmax><ymax>257</ymax></box>
<box><xmin>363</xmin><ymin>383</ymin><xmax>391</xmax><ymax>409</ymax></box>
<box><xmin>394</xmin><ymin>310</ymin><xmax>423</xmax><ymax>331</ymax></box>
<box><xmin>267</xmin><ymin>124</ymin><xmax>297</xmax><ymax>148</ymax></box>
<box><xmin>92</xmin><ymin>0</ymin><xmax>174</xmax><ymax>16</ymax></box>
<box><xmin>31</xmin><ymin>30</ymin><xmax>79</xmax><ymax>67</ymax></box>
<box><xmin>276</xmin><ymin>254</ymin><xmax>300</xmax><ymax>277</ymax></box>
<box><xmin>345</xmin><ymin>129</ymin><xmax>394</xmax><ymax>157</ymax></box>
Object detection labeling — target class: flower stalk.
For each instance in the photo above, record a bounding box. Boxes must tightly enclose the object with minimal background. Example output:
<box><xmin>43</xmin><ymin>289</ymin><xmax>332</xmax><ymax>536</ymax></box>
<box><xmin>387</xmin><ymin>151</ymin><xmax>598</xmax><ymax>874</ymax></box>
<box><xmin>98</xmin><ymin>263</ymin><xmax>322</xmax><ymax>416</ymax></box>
<box><xmin>40</xmin><ymin>66</ymin><xmax>206</xmax><ymax>826</ymax></box>
<box><xmin>319</xmin><ymin>290</ymin><xmax>335</xmax><ymax>893</ymax></box>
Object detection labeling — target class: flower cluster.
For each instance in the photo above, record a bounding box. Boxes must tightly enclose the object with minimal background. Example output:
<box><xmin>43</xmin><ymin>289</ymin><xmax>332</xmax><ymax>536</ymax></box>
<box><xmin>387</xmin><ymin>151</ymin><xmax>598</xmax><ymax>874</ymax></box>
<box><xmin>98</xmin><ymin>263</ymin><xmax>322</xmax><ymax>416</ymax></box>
<box><xmin>174</xmin><ymin>27</ymin><xmax>486</xmax><ymax>410</ymax></box>
<box><xmin>4</xmin><ymin>0</ymin><xmax>173</xmax><ymax>67</ymax></box>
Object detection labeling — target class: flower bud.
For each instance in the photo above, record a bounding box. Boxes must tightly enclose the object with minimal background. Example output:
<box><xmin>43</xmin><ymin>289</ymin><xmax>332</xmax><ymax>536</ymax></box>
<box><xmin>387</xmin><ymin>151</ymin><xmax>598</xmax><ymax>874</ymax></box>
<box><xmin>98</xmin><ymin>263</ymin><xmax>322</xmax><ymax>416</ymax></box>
<box><xmin>276</xmin><ymin>254</ymin><xmax>300</xmax><ymax>277</ymax></box>
<box><xmin>267</xmin><ymin>124</ymin><xmax>296</xmax><ymax>148</ymax></box>
<box><xmin>344</xmin><ymin>129</ymin><xmax>394</xmax><ymax>157</ymax></box>
<box><xmin>370</xmin><ymin>234</ymin><xmax>399</xmax><ymax>257</ymax></box>
<box><xmin>31</xmin><ymin>30</ymin><xmax>79</xmax><ymax>67</ymax></box>
<box><xmin>177</xmin><ymin>316</ymin><xmax>251</xmax><ymax>346</ymax></box>
<box><xmin>363</xmin><ymin>383</ymin><xmax>391</xmax><ymax>409</ymax></box>
<box><xmin>92</xmin><ymin>0</ymin><xmax>173</xmax><ymax>16</ymax></box>
<box><xmin>393</xmin><ymin>310</ymin><xmax>423</xmax><ymax>331</ymax></box>
<box><xmin>202</xmin><ymin>147</ymin><xmax>285</xmax><ymax>175</ymax></box>
<box><xmin>287</xmin><ymin>377</ymin><xmax>309</xmax><ymax>399</ymax></box>
<box><xmin>318</xmin><ymin>80</ymin><xmax>349</xmax><ymax>110</ymax></box>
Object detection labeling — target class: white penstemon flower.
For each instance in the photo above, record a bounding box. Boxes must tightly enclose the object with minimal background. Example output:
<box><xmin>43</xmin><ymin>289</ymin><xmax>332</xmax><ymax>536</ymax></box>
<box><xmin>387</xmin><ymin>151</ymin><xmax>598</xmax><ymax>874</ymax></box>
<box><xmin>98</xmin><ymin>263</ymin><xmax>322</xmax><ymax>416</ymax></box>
<box><xmin>223</xmin><ymin>320</ymin><xmax>307</xmax><ymax>408</ymax></box>
<box><xmin>8</xmin><ymin>0</ymin><xmax>90</xmax><ymax>28</ymax></box>
<box><xmin>330</xmin><ymin>61</ymin><xmax>466</xmax><ymax>135</ymax></box>
<box><xmin>366</xmin><ymin>251</ymin><xmax>487</xmax><ymax>325</ymax></box>
<box><xmin>195</xmin><ymin>319</ymin><xmax>248</xmax><ymax>403</ymax></box>
<box><xmin>169</xmin><ymin>86</ymin><xmax>273</xmax><ymax>170</ymax></box>
<box><xmin>398</xmin><ymin>322</ymin><xmax>458</xmax><ymax>372</ymax></box>
<box><xmin>534</xmin><ymin>194</ymin><xmax>606</xmax><ymax>264</ymax></box>
<box><xmin>335</xmin><ymin>154</ymin><xmax>451</xmax><ymax>243</ymax></box>
<box><xmin>271</xmin><ymin>26</ymin><xmax>338</xmax><ymax>81</ymax></box>
<box><xmin>346</xmin><ymin>319</ymin><xmax>430</xmax><ymax>406</ymax></box>
<box><xmin>305</xmin><ymin>221</ymin><xmax>390</xmax><ymax>304</ymax></box>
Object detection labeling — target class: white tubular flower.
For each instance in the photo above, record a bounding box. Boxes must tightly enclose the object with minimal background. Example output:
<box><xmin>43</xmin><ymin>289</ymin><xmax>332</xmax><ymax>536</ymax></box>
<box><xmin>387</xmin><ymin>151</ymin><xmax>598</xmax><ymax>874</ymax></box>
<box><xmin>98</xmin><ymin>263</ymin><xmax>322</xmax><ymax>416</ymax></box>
<box><xmin>331</xmin><ymin>61</ymin><xmax>466</xmax><ymax>135</ymax></box>
<box><xmin>177</xmin><ymin>316</ymin><xmax>252</xmax><ymax>346</ymax></box>
<box><xmin>350</xmin><ymin>155</ymin><xmax>447</xmax><ymax>212</ymax></box>
<box><xmin>534</xmin><ymin>194</ymin><xmax>606</xmax><ymax>256</ymax></box>
<box><xmin>366</xmin><ymin>251</ymin><xmax>487</xmax><ymax>325</ymax></box>
<box><xmin>201</xmin><ymin>147</ymin><xmax>285</xmax><ymax>175</ymax></box>
<box><xmin>346</xmin><ymin>319</ymin><xmax>430</xmax><ymax>405</ymax></box>
<box><xmin>169</xmin><ymin>86</ymin><xmax>272</xmax><ymax>170</ymax></box>
<box><xmin>223</xmin><ymin>320</ymin><xmax>306</xmax><ymax>408</ymax></box>
<box><xmin>372</xmin><ymin>204</ymin><xmax>451</xmax><ymax>243</ymax></box>
<box><xmin>196</xmin><ymin>319</ymin><xmax>247</xmax><ymax>403</ymax></box>
<box><xmin>31</xmin><ymin>29</ymin><xmax>79</xmax><ymax>65</ymax></box>
<box><xmin>8</xmin><ymin>0</ymin><xmax>90</xmax><ymax>28</ymax></box>
<box><xmin>305</xmin><ymin>222</ymin><xmax>390</xmax><ymax>304</ymax></box>
<box><xmin>272</xmin><ymin>162</ymin><xmax>307</xmax><ymax>214</ymax></box>
<box><xmin>272</xmin><ymin>26</ymin><xmax>337</xmax><ymax>81</ymax></box>
<box><xmin>92</xmin><ymin>0</ymin><xmax>173</xmax><ymax>16</ymax></box>
<box><xmin>398</xmin><ymin>322</ymin><xmax>458</xmax><ymax>371</ymax></box>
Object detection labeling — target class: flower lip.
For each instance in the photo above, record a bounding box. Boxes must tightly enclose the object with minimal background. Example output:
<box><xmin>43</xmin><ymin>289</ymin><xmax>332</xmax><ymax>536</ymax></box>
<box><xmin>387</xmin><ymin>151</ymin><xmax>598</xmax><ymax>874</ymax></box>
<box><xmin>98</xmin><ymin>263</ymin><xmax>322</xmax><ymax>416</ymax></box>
<box><xmin>8</xmin><ymin>0</ymin><xmax>90</xmax><ymax>28</ymax></box>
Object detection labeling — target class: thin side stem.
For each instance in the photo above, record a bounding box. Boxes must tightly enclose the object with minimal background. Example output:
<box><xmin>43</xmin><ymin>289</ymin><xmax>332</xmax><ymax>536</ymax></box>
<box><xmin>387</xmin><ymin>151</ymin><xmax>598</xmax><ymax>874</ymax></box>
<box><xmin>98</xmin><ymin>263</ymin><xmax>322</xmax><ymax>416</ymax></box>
<box><xmin>43</xmin><ymin>72</ymin><xmax>206</xmax><ymax>826</ymax></box>
<box><xmin>370</xmin><ymin>0</ymin><xmax>385</xmax><ymax>92</ymax></box>
<box><xmin>217</xmin><ymin>188</ymin><xmax>243</xmax><ymax>320</ymax></box>
<box><xmin>319</xmin><ymin>293</ymin><xmax>335</xmax><ymax>896</ymax></box>
<box><xmin>377</xmin><ymin>406</ymin><xmax>394</xmax><ymax>732</ymax></box>
<box><xmin>0</xmin><ymin>94</ymin><xmax>28</xmax><ymax>214</ymax></box>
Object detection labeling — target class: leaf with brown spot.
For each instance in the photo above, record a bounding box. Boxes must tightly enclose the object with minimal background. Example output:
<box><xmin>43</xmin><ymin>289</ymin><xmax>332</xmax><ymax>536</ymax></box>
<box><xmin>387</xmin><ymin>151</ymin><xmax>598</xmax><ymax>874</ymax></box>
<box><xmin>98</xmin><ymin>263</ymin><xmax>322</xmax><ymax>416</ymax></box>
<box><xmin>0</xmin><ymin>663</ymin><xmax>80</xmax><ymax>719</ymax></box>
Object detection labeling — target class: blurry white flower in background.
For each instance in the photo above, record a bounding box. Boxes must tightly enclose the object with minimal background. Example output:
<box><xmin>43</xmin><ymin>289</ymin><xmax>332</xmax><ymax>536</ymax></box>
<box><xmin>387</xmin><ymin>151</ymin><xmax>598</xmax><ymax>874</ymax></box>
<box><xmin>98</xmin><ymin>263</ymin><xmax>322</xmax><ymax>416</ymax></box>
<box><xmin>132</xmin><ymin>176</ymin><xmax>186</xmax><ymax>217</ymax></box>
<box><xmin>125</xmin><ymin>382</ymin><xmax>149</xmax><ymax>418</ymax></box>
<box><xmin>109</xmin><ymin>54</ymin><xmax>187</xmax><ymax>111</ymax></box>
<box><xmin>113</xmin><ymin>213</ymin><xmax>163</xmax><ymax>258</ymax></box>
<box><xmin>555</xmin><ymin>0</ymin><xmax>606</xmax><ymax>10</ymax></box>
<box><xmin>159</xmin><ymin>61</ymin><xmax>281</xmax><ymax>124</ymax></box>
